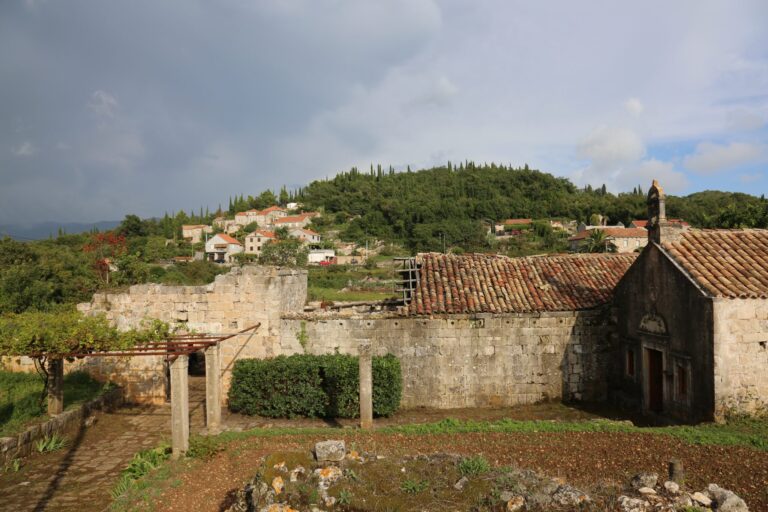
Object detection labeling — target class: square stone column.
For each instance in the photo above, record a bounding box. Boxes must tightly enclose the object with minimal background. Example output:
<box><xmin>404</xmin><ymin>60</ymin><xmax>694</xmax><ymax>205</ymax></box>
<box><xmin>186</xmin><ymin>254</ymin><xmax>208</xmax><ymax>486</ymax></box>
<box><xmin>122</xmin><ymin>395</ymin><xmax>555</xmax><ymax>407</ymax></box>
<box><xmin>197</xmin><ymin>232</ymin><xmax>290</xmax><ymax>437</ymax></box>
<box><xmin>359</xmin><ymin>343</ymin><xmax>373</xmax><ymax>430</ymax></box>
<box><xmin>204</xmin><ymin>344</ymin><xmax>221</xmax><ymax>431</ymax></box>
<box><xmin>47</xmin><ymin>358</ymin><xmax>64</xmax><ymax>416</ymax></box>
<box><xmin>170</xmin><ymin>355</ymin><xmax>189</xmax><ymax>459</ymax></box>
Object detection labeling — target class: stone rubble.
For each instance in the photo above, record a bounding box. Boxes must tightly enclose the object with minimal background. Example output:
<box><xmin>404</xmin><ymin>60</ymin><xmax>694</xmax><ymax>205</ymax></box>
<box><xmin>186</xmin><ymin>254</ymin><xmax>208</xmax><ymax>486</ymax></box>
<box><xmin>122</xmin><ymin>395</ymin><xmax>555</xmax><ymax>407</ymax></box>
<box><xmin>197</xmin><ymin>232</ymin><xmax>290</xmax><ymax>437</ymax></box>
<box><xmin>616</xmin><ymin>472</ymin><xmax>749</xmax><ymax>512</ymax></box>
<box><xmin>225</xmin><ymin>444</ymin><xmax>751</xmax><ymax>512</ymax></box>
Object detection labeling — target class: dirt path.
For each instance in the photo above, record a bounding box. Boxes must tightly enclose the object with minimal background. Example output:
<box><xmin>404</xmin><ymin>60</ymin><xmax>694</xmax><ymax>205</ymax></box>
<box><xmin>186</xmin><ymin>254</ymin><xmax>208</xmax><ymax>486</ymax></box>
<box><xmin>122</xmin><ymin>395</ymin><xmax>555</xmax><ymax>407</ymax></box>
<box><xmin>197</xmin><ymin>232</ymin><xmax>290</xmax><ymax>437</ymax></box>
<box><xmin>0</xmin><ymin>377</ymin><xmax>208</xmax><ymax>512</ymax></box>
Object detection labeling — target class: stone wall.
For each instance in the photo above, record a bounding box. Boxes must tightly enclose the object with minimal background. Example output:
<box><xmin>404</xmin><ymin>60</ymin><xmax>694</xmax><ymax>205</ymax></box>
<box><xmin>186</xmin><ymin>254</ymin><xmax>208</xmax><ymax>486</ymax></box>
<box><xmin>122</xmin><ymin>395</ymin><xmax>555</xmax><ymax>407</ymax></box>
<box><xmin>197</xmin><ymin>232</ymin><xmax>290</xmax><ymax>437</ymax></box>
<box><xmin>280</xmin><ymin>309</ymin><xmax>612</xmax><ymax>409</ymax></box>
<box><xmin>0</xmin><ymin>386</ymin><xmax>124</xmax><ymax>466</ymax></box>
<box><xmin>77</xmin><ymin>265</ymin><xmax>307</xmax><ymax>403</ymax></box>
<box><xmin>713</xmin><ymin>298</ymin><xmax>768</xmax><ymax>418</ymax></box>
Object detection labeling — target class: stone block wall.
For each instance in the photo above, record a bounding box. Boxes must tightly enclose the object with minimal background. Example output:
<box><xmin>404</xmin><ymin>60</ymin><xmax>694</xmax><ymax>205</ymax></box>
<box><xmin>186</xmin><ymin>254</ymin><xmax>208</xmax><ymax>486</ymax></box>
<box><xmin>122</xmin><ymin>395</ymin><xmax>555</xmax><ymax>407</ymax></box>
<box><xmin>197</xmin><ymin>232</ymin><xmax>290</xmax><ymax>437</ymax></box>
<box><xmin>713</xmin><ymin>298</ymin><xmax>768</xmax><ymax>418</ymax></box>
<box><xmin>279</xmin><ymin>309</ymin><xmax>612</xmax><ymax>409</ymax></box>
<box><xmin>76</xmin><ymin>265</ymin><xmax>307</xmax><ymax>403</ymax></box>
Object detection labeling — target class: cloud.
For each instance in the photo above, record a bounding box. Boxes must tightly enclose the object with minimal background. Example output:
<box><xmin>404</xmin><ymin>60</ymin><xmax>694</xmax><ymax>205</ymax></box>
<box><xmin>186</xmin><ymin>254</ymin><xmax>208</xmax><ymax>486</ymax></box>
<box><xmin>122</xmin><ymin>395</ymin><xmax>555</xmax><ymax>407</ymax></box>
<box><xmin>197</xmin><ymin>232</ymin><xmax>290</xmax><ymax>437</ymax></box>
<box><xmin>12</xmin><ymin>141</ymin><xmax>37</xmax><ymax>157</ymax></box>
<box><xmin>577</xmin><ymin>127</ymin><xmax>646</xmax><ymax>168</ymax></box>
<box><xmin>683</xmin><ymin>141</ymin><xmax>766</xmax><ymax>174</ymax></box>
<box><xmin>624</xmin><ymin>98</ymin><xmax>644</xmax><ymax>116</ymax></box>
<box><xmin>409</xmin><ymin>76</ymin><xmax>459</xmax><ymax>108</ymax></box>
<box><xmin>626</xmin><ymin>159</ymin><xmax>688</xmax><ymax>194</ymax></box>
<box><xmin>739</xmin><ymin>172</ymin><xmax>763</xmax><ymax>184</ymax></box>
<box><xmin>87</xmin><ymin>90</ymin><xmax>119</xmax><ymax>118</ymax></box>
<box><xmin>726</xmin><ymin>109</ymin><xmax>765</xmax><ymax>132</ymax></box>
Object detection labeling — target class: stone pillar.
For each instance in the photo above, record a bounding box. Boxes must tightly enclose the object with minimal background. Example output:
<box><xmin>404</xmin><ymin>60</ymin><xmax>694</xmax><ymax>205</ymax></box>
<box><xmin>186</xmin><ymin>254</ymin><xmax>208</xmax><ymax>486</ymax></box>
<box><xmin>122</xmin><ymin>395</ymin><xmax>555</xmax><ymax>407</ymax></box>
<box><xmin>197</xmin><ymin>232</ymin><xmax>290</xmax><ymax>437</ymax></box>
<box><xmin>170</xmin><ymin>355</ymin><xmax>189</xmax><ymax>459</ymax></box>
<box><xmin>204</xmin><ymin>344</ymin><xmax>221</xmax><ymax>431</ymax></box>
<box><xmin>47</xmin><ymin>358</ymin><xmax>64</xmax><ymax>416</ymax></box>
<box><xmin>359</xmin><ymin>343</ymin><xmax>373</xmax><ymax>430</ymax></box>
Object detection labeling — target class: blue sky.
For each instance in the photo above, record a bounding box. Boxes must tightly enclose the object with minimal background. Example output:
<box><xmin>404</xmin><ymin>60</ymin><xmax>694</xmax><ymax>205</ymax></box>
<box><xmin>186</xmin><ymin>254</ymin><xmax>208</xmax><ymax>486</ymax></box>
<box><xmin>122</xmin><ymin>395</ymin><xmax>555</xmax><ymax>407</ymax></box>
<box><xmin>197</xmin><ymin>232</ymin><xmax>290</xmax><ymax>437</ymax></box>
<box><xmin>1</xmin><ymin>0</ymin><xmax>767</xmax><ymax>223</ymax></box>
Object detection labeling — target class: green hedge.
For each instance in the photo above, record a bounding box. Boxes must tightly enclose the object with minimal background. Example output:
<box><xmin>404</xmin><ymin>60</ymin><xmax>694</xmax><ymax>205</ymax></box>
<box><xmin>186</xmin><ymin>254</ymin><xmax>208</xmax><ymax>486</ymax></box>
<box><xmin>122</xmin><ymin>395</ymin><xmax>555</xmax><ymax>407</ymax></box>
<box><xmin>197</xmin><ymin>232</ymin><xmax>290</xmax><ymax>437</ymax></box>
<box><xmin>228</xmin><ymin>353</ymin><xmax>402</xmax><ymax>419</ymax></box>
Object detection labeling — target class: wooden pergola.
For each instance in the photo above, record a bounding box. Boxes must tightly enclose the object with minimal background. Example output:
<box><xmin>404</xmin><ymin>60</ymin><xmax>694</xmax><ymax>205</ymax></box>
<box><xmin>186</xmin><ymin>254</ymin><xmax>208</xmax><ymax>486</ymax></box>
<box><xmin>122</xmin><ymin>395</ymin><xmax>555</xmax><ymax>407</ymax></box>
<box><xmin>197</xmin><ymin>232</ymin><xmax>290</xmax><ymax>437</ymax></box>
<box><xmin>46</xmin><ymin>324</ymin><xmax>261</xmax><ymax>458</ymax></box>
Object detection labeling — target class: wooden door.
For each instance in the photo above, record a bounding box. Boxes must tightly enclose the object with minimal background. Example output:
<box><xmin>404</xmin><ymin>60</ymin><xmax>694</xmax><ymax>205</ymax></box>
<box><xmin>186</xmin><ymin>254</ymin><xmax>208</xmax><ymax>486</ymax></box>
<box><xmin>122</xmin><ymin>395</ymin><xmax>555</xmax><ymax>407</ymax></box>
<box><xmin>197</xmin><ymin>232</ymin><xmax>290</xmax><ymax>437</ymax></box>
<box><xmin>646</xmin><ymin>348</ymin><xmax>664</xmax><ymax>412</ymax></box>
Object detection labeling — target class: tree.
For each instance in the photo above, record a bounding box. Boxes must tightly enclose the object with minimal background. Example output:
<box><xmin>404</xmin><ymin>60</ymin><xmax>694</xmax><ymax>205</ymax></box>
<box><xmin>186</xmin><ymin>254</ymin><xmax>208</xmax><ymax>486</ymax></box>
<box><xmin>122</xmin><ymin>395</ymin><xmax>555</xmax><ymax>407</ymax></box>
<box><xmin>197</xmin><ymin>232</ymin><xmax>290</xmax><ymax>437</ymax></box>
<box><xmin>0</xmin><ymin>308</ymin><xmax>169</xmax><ymax>408</ymax></box>
<box><xmin>279</xmin><ymin>186</ymin><xmax>289</xmax><ymax>206</ymax></box>
<box><xmin>584</xmin><ymin>229</ymin><xmax>614</xmax><ymax>253</ymax></box>
<box><xmin>119</xmin><ymin>214</ymin><xmax>147</xmax><ymax>238</ymax></box>
<box><xmin>259</xmin><ymin>238</ymin><xmax>308</xmax><ymax>267</ymax></box>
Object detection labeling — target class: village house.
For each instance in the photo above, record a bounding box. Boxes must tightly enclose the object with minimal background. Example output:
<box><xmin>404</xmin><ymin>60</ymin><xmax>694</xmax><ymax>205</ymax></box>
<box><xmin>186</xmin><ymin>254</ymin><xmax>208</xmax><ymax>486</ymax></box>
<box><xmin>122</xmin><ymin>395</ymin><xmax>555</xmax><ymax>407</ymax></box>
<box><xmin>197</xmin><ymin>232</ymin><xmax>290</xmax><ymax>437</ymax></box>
<box><xmin>568</xmin><ymin>227</ymin><xmax>648</xmax><ymax>253</ymax></box>
<box><xmin>255</xmin><ymin>206</ymin><xmax>288</xmax><ymax>227</ymax></box>
<box><xmin>493</xmin><ymin>218</ymin><xmax>532</xmax><ymax>235</ymax></box>
<box><xmin>308</xmin><ymin>249</ymin><xmax>336</xmax><ymax>265</ymax></box>
<box><xmin>181</xmin><ymin>224</ymin><xmax>212</xmax><ymax>244</ymax></box>
<box><xmin>244</xmin><ymin>229</ymin><xmax>276</xmax><ymax>255</ymax></box>
<box><xmin>612</xmin><ymin>181</ymin><xmax>768</xmax><ymax>422</ymax></box>
<box><xmin>234</xmin><ymin>209</ymin><xmax>260</xmax><ymax>227</ymax></box>
<box><xmin>289</xmin><ymin>228</ymin><xmax>321</xmax><ymax>245</ymax></box>
<box><xmin>213</xmin><ymin>216</ymin><xmax>239</xmax><ymax>235</ymax></box>
<box><xmin>204</xmin><ymin>233</ymin><xmax>243</xmax><ymax>263</ymax></box>
<box><xmin>274</xmin><ymin>213</ymin><xmax>316</xmax><ymax>230</ymax></box>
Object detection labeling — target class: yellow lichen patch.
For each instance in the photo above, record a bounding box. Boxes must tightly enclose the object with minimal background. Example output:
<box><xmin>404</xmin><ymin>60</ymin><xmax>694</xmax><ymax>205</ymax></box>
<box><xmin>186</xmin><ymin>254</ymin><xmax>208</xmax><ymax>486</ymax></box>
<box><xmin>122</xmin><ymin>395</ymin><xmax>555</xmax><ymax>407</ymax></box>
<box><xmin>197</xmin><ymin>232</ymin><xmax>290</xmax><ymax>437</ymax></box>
<box><xmin>271</xmin><ymin>475</ymin><xmax>284</xmax><ymax>495</ymax></box>
<box><xmin>273</xmin><ymin>461</ymin><xmax>287</xmax><ymax>471</ymax></box>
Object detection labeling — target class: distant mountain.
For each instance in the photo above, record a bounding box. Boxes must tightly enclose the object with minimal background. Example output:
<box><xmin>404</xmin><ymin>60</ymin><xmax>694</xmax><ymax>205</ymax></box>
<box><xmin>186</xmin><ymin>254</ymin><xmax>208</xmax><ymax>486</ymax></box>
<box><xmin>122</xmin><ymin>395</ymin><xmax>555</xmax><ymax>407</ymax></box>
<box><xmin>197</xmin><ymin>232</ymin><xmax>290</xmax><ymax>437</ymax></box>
<box><xmin>0</xmin><ymin>220</ymin><xmax>121</xmax><ymax>240</ymax></box>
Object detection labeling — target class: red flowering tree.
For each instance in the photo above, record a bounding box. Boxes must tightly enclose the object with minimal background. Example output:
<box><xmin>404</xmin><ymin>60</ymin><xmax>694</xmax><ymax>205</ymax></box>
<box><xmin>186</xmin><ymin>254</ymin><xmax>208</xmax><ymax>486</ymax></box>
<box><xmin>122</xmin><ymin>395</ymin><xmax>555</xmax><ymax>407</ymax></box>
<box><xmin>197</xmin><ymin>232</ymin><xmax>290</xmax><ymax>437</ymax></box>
<box><xmin>83</xmin><ymin>232</ymin><xmax>127</xmax><ymax>285</ymax></box>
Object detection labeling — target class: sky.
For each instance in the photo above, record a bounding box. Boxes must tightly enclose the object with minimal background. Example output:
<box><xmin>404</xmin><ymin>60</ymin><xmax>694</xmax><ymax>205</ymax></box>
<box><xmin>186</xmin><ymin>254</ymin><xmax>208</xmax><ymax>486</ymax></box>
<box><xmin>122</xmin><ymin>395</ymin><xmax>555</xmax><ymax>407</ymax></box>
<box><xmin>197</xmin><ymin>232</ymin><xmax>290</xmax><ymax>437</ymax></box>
<box><xmin>1</xmin><ymin>0</ymin><xmax>767</xmax><ymax>224</ymax></box>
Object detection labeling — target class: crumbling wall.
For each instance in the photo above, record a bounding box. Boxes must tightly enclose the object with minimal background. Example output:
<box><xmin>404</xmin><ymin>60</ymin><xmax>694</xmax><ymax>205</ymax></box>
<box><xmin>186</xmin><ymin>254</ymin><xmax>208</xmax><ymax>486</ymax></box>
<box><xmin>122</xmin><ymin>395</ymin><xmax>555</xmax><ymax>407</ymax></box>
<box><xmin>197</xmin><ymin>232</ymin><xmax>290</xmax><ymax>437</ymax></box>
<box><xmin>76</xmin><ymin>265</ymin><xmax>307</xmax><ymax>403</ymax></box>
<box><xmin>280</xmin><ymin>309</ymin><xmax>612</xmax><ymax>409</ymax></box>
<box><xmin>713</xmin><ymin>298</ymin><xmax>768</xmax><ymax>419</ymax></box>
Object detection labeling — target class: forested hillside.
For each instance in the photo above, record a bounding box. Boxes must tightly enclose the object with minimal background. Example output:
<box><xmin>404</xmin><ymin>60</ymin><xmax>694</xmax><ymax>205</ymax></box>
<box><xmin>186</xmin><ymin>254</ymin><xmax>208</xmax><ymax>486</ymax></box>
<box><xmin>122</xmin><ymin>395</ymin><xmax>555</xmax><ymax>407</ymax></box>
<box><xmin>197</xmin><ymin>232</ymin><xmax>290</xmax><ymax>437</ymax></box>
<box><xmin>286</xmin><ymin>162</ymin><xmax>768</xmax><ymax>252</ymax></box>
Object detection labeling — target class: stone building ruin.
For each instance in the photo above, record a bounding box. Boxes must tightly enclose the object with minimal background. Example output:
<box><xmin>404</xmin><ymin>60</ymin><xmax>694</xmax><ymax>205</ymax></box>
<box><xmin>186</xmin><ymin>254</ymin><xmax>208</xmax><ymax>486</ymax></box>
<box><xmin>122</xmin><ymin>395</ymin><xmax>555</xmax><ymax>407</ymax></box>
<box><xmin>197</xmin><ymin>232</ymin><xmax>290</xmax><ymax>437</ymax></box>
<box><xmin>8</xmin><ymin>180</ymin><xmax>766</xmax><ymax>423</ymax></box>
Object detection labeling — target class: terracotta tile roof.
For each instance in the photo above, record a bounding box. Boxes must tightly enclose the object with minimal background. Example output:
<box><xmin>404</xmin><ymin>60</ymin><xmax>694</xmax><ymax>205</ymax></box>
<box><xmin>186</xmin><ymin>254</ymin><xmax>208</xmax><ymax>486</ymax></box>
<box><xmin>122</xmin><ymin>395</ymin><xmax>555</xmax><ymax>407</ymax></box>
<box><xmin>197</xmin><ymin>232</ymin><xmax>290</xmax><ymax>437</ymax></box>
<box><xmin>568</xmin><ymin>227</ymin><xmax>647</xmax><ymax>241</ymax></box>
<box><xmin>181</xmin><ymin>224</ymin><xmax>208</xmax><ymax>230</ymax></box>
<box><xmin>632</xmin><ymin>219</ymin><xmax>689</xmax><ymax>228</ymax></box>
<box><xmin>248</xmin><ymin>230</ymin><xmax>275</xmax><ymax>238</ymax></box>
<box><xmin>259</xmin><ymin>206</ymin><xmax>285</xmax><ymax>215</ymax></box>
<box><xmin>212</xmin><ymin>233</ymin><xmax>241</xmax><ymax>245</ymax></box>
<box><xmin>407</xmin><ymin>252</ymin><xmax>637</xmax><ymax>315</ymax></box>
<box><xmin>275</xmin><ymin>214</ymin><xmax>313</xmax><ymax>224</ymax></box>
<box><xmin>235</xmin><ymin>209</ymin><xmax>260</xmax><ymax>217</ymax></box>
<box><xmin>502</xmin><ymin>218</ymin><xmax>532</xmax><ymax>225</ymax></box>
<box><xmin>662</xmin><ymin>229</ymin><xmax>768</xmax><ymax>298</ymax></box>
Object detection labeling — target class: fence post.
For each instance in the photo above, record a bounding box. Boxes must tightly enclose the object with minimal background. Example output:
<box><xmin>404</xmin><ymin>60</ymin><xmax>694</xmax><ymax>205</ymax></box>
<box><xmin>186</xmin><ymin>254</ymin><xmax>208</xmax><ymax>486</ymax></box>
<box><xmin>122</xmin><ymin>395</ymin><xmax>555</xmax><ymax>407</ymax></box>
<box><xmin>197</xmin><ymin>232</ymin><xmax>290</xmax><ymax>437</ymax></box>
<box><xmin>47</xmin><ymin>358</ymin><xmax>64</xmax><ymax>416</ymax></box>
<box><xmin>170</xmin><ymin>355</ymin><xmax>189</xmax><ymax>459</ymax></box>
<box><xmin>359</xmin><ymin>342</ymin><xmax>373</xmax><ymax>429</ymax></box>
<box><xmin>204</xmin><ymin>344</ymin><xmax>221</xmax><ymax>432</ymax></box>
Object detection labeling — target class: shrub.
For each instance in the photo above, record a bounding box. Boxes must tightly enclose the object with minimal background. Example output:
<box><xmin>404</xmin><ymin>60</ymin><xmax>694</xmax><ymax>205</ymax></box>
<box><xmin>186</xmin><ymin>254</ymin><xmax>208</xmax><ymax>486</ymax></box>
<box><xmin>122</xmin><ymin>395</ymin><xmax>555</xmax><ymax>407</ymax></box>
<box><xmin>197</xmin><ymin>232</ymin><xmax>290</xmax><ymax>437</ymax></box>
<box><xmin>228</xmin><ymin>355</ymin><xmax>328</xmax><ymax>418</ymax></box>
<box><xmin>228</xmin><ymin>353</ymin><xmax>402</xmax><ymax>418</ymax></box>
<box><xmin>458</xmin><ymin>456</ymin><xmax>491</xmax><ymax>477</ymax></box>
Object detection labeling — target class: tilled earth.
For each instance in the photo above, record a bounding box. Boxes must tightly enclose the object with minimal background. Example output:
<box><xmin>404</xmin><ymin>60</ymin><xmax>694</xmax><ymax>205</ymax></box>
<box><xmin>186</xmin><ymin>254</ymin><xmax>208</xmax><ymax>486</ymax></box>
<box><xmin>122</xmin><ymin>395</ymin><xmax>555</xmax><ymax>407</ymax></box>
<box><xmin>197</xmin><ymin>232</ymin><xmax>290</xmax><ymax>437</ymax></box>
<box><xmin>153</xmin><ymin>431</ymin><xmax>768</xmax><ymax>511</ymax></box>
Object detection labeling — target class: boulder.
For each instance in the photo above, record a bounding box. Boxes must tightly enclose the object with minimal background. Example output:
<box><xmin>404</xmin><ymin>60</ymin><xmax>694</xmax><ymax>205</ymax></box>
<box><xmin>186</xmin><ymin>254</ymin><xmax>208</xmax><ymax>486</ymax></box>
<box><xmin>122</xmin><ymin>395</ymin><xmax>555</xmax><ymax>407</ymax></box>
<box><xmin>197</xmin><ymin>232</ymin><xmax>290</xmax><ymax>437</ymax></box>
<box><xmin>691</xmin><ymin>491</ymin><xmax>712</xmax><ymax>507</ymax></box>
<box><xmin>454</xmin><ymin>476</ymin><xmax>469</xmax><ymax>491</ymax></box>
<box><xmin>618</xmin><ymin>496</ymin><xmax>649</xmax><ymax>512</ymax></box>
<box><xmin>663</xmin><ymin>480</ymin><xmax>680</xmax><ymax>494</ymax></box>
<box><xmin>630</xmin><ymin>472</ymin><xmax>658</xmax><ymax>490</ymax></box>
<box><xmin>314</xmin><ymin>440</ymin><xmax>345</xmax><ymax>462</ymax></box>
<box><xmin>707</xmin><ymin>484</ymin><xmax>749</xmax><ymax>512</ymax></box>
<box><xmin>551</xmin><ymin>484</ymin><xmax>590</xmax><ymax>506</ymax></box>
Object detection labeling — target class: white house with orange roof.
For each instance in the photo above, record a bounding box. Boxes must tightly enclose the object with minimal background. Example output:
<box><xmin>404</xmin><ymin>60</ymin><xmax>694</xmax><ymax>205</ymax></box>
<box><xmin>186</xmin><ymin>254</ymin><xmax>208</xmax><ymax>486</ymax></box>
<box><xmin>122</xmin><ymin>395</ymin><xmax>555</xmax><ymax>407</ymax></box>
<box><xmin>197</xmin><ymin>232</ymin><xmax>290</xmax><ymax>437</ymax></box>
<box><xmin>181</xmin><ymin>224</ymin><xmax>212</xmax><ymax>244</ymax></box>
<box><xmin>204</xmin><ymin>233</ymin><xmax>243</xmax><ymax>263</ymax></box>
<box><xmin>289</xmin><ymin>228</ymin><xmax>321</xmax><ymax>245</ymax></box>
<box><xmin>244</xmin><ymin>230</ymin><xmax>276</xmax><ymax>255</ymax></box>
<box><xmin>255</xmin><ymin>206</ymin><xmax>288</xmax><ymax>227</ymax></box>
<box><xmin>234</xmin><ymin>209</ymin><xmax>260</xmax><ymax>227</ymax></box>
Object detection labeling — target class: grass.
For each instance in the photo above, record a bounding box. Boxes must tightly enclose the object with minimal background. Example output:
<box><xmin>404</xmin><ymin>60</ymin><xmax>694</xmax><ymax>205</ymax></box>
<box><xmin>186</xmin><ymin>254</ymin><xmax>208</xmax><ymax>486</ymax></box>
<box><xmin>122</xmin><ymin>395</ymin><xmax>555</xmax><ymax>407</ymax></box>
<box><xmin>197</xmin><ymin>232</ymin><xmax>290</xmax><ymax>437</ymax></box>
<box><xmin>307</xmin><ymin>287</ymin><xmax>394</xmax><ymax>302</ymax></box>
<box><xmin>458</xmin><ymin>455</ymin><xmax>491</xmax><ymax>477</ymax></box>
<box><xmin>168</xmin><ymin>415</ymin><xmax>768</xmax><ymax>454</ymax></box>
<box><xmin>35</xmin><ymin>433</ymin><xmax>67</xmax><ymax>453</ymax></box>
<box><xmin>110</xmin><ymin>444</ymin><xmax>171</xmax><ymax>503</ymax></box>
<box><xmin>0</xmin><ymin>370</ymin><xmax>110</xmax><ymax>437</ymax></box>
<box><xmin>307</xmin><ymin>264</ymin><xmax>397</xmax><ymax>302</ymax></box>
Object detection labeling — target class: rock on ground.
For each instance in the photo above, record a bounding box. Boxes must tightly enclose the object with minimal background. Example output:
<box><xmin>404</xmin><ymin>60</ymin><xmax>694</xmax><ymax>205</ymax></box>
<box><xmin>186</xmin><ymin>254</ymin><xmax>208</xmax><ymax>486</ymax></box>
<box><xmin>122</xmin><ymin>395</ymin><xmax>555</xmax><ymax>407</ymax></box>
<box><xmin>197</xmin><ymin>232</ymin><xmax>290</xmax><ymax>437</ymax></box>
<box><xmin>314</xmin><ymin>440</ymin><xmax>345</xmax><ymax>462</ymax></box>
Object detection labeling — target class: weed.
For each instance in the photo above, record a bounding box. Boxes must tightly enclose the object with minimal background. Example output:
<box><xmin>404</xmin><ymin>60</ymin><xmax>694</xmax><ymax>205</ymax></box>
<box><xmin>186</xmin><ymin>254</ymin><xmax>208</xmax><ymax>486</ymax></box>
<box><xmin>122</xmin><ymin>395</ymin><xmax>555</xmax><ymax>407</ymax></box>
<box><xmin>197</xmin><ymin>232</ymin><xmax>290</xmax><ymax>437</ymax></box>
<box><xmin>459</xmin><ymin>456</ymin><xmax>491</xmax><ymax>477</ymax></box>
<box><xmin>344</xmin><ymin>468</ymin><xmax>359</xmax><ymax>481</ymax></box>
<box><xmin>3</xmin><ymin>458</ymin><xmax>21</xmax><ymax>473</ymax></box>
<box><xmin>111</xmin><ymin>444</ymin><xmax>171</xmax><ymax>500</ymax></box>
<box><xmin>337</xmin><ymin>489</ymin><xmax>352</xmax><ymax>505</ymax></box>
<box><xmin>35</xmin><ymin>434</ymin><xmax>67</xmax><ymax>453</ymax></box>
<box><xmin>400</xmin><ymin>478</ymin><xmax>429</xmax><ymax>494</ymax></box>
<box><xmin>187</xmin><ymin>434</ymin><xmax>222</xmax><ymax>460</ymax></box>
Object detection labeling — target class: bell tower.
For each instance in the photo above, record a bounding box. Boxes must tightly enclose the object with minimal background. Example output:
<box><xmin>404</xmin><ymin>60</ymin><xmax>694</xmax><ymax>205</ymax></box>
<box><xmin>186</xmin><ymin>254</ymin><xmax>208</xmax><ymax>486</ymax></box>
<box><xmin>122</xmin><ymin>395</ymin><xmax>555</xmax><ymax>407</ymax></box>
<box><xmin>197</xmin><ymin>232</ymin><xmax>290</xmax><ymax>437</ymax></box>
<box><xmin>647</xmin><ymin>180</ymin><xmax>683</xmax><ymax>244</ymax></box>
